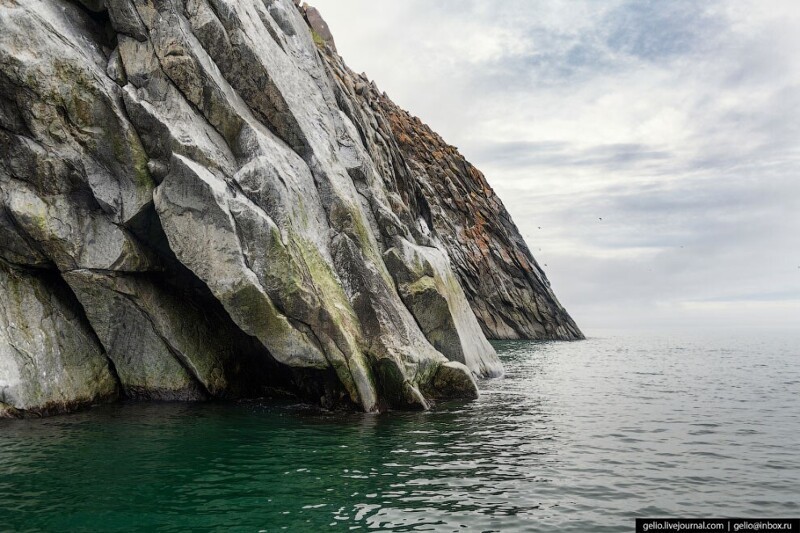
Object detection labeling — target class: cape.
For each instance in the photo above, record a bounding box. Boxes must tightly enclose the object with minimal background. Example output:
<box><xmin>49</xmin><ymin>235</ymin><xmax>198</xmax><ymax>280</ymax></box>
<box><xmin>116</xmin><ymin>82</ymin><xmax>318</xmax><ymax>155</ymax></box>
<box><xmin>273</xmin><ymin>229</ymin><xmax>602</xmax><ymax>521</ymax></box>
<box><xmin>0</xmin><ymin>0</ymin><xmax>582</xmax><ymax>417</ymax></box>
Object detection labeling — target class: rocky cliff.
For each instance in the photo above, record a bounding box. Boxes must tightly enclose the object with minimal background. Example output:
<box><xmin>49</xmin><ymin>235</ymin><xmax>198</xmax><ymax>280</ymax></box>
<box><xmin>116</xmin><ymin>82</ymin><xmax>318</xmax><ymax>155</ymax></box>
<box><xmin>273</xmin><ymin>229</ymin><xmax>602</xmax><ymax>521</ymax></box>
<box><xmin>0</xmin><ymin>0</ymin><xmax>582</xmax><ymax>418</ymax></box>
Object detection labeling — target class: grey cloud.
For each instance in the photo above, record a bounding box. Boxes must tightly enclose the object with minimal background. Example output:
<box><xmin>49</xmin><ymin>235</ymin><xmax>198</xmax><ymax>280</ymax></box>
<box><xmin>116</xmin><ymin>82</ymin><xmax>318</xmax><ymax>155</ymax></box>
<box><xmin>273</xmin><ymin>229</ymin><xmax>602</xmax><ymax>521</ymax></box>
<box><xmin>497</xmin><ymin>166</ymin><xmax>799</xmax><ymax>326</ymax></box>
<box><xmin>698</xmin><ymin>290</ymin><xmax>800</xmax><ymax>303</ymax></box>
<box><xmin>468</xmin><ymin>141</ymin><xmax>673</xmax><ymax>171</ymax></box>
<box><xmin>603</xmin><ymin>0</ymin><xmax>724</xmax><ymax>60</ymax></box>
<box><xmin>448</xmin><ymin>0</ymin><xmax>728</xmax><ymax>90</ymax></box>
<box><xmin>529</xmin><ymin>173</ymin><xmax>797</xmax><ymax>249</ymax></box>
<box><xmin>311</xmin><ymin>0</ymin><xmax>800</xmax><ymax>329</ymax></box>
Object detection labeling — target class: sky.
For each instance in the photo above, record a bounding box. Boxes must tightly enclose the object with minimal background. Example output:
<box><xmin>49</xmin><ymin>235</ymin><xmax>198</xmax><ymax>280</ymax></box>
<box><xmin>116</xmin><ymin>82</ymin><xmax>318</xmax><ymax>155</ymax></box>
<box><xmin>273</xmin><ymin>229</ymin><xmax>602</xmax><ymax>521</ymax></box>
<box><xmin>312</xmin><ymin>0</ymin><xmax>800</xmax><ymax>331</ymax></box>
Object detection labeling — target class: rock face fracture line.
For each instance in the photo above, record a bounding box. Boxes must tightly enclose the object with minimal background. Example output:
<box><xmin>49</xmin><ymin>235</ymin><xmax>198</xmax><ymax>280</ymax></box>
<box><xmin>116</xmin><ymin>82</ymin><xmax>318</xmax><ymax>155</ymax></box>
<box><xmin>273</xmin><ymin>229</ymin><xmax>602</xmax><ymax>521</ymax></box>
<box><xmin>0</xmin><ymin>0</ymin><xmax>581</xmax><ymax>418</ymax></box>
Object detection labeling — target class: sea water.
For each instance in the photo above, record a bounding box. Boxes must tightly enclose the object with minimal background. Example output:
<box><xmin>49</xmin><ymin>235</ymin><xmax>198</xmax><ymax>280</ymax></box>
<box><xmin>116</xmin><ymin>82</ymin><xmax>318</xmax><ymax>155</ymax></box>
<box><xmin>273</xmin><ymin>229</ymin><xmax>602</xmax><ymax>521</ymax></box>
<box><xmin>1</xmin><ymin>329</ymin><xmax>798</xmax><ymax>532</ymax></box>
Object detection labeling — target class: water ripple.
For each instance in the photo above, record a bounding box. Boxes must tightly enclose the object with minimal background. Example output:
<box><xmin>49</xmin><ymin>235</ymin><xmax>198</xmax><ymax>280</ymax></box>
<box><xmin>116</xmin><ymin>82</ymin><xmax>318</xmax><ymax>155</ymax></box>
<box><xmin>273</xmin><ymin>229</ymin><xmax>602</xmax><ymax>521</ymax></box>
<box><xmin>1</xmin><ymin>329</ymin><xmax>799</xmax><ymax>531</ymax></box>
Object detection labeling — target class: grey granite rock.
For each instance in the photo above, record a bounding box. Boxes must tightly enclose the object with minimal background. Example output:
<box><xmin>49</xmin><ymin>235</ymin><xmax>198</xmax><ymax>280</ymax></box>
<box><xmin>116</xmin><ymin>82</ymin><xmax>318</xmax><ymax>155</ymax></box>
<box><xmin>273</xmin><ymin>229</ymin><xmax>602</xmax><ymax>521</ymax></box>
<box><xmin>0</xmin><ymin>0</ymin><xmax>581</xmax><ymax>416</ymax></box>
<box><xmin>384</xmin><ymin>239</ymin><xmax>503</xmax><ymax>378</ymax></box>
<box><xmin>63</xmin><ymin>269</ymin><xmax>210</xmax><ymax>401</ymax></box>
<box><xmin>0</xmin><ymin>263</ymin><xmax>118</xmax><ymax>416</ymax></box>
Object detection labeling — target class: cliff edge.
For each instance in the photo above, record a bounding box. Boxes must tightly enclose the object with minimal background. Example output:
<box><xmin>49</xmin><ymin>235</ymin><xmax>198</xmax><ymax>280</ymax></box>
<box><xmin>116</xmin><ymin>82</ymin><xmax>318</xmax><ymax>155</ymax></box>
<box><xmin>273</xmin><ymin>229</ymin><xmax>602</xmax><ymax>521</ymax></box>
<box><xmin>0</xmin><ymin>0</ymin><xmax>581</xmax><ymax>417</ymax></box>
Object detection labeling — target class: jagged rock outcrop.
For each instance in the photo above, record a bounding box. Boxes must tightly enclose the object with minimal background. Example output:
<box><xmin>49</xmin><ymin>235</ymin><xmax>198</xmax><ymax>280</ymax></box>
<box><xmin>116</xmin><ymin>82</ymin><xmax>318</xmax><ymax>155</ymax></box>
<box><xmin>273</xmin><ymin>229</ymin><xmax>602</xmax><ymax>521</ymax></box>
<box><xmin>0</xmin><ymin>0</ymin><xmax>581</xmax><ymax>417</ymax></box>
<box><xmin>376</xmin><ymin>98</ymin><xmax>583</xmax><ymax>341</ymax></box>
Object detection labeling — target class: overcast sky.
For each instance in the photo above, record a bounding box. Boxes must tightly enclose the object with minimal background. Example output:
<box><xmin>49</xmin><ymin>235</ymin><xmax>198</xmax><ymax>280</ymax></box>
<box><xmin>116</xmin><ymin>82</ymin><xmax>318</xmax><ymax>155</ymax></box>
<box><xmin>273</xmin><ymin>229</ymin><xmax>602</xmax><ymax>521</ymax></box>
<box><xmin>312</xmin><ymin>0</ymin><xmax>800</xmax><ymax>331</ymax></box>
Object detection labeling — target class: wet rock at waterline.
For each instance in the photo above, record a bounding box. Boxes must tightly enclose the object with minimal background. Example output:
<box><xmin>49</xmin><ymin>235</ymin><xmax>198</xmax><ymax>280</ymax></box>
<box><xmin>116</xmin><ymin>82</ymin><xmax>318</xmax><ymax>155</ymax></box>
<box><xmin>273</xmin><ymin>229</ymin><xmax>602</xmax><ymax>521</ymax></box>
<box><xmin>0</xmin><ymin>0</ymin><xmax>581</xmax><ymax>417</ymax></box>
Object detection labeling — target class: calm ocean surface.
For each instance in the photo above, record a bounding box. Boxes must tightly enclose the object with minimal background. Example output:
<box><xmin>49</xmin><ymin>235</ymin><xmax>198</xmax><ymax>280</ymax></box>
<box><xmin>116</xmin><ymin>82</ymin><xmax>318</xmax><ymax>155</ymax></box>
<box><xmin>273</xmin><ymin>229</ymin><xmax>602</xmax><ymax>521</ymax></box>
<box><xmin>1</xmin><ymin>329</ymin><xmax>798</xmax><ymax>532</ymax></box>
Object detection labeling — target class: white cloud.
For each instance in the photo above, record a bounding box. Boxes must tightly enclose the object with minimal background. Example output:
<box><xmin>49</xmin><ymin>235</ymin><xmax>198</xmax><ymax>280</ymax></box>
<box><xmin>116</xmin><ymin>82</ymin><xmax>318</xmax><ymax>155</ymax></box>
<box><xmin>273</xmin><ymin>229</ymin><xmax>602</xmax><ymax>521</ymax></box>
<box><xmin>312</xmin><ymin>0</ymin><xmax>800</xmax><ymax>330</ymax></box>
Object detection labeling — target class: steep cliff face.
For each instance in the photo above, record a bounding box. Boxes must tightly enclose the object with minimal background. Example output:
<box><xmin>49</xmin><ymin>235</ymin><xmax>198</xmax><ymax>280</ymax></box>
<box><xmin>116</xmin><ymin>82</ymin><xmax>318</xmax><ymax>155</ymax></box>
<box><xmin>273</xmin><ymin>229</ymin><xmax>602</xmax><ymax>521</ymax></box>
<box><xmin>319</xmin><ymin>49</ymin><xmax>583</xmax><ymax>341</ymax></box>
<box><xmin>0</xmin><ymin>0</ymin><xmax>581</xmax><ymax>417</ymax></box>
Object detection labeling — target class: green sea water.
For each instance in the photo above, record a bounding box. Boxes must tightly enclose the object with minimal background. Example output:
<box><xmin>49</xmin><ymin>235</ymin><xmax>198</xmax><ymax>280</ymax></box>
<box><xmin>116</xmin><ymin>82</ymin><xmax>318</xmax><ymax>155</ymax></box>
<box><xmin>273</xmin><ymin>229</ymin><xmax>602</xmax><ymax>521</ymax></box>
<box><xmin>1</xmin><ymin>330</ymin><xmax>798</xmax><ymax>532</ymax></box>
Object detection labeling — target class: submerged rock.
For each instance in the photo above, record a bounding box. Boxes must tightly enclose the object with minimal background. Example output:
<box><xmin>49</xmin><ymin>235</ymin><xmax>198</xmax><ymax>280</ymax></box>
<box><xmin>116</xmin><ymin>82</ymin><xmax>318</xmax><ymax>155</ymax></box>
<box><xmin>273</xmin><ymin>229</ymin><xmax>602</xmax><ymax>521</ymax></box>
<box><xmin>0</xmin><ymin>0</ymin><xmax>581</xmax><ymax>416</ymax></box>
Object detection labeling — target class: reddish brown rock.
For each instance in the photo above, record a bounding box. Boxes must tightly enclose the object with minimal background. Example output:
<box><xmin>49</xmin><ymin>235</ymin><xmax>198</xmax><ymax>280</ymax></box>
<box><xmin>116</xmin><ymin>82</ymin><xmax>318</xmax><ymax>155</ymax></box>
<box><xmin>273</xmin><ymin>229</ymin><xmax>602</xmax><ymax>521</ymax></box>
<box><xmin>303</xmin><ymin>6</ymin><xmax>337</xmax><ymax>51</ymax></box>
<box><xmin>312</xmin><ymin>15</ymin><xmax>582</xmax><ymax>340</ymax></box>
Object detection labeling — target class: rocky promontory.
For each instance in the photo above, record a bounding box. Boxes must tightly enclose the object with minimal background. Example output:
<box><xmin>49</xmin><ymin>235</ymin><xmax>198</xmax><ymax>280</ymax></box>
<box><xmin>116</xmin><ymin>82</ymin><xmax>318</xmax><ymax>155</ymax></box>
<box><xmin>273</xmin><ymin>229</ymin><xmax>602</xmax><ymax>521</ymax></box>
<box><xmin>0</xmin><ymin>0</ymin><xmax>581</xmax><ymax>417</ymax></box>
